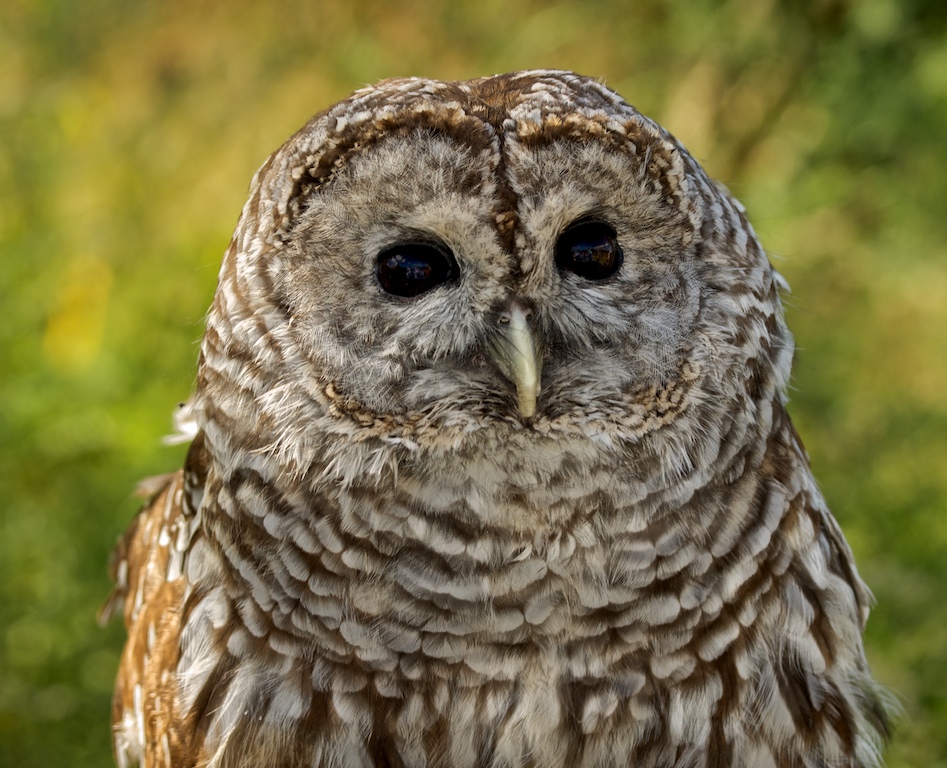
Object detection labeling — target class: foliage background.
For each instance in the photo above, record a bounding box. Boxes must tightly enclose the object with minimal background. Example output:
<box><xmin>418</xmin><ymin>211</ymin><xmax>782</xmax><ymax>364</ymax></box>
<box><xmin>1</xmin><ymin>0</ymin><xmax>945</xmax><ymax>765</ymax></box>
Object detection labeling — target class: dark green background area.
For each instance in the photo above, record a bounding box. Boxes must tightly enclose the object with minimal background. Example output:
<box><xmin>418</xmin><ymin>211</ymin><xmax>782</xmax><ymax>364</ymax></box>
<box><xmin>1</xmin><ymin>1</ymin><xmax>945</xmax><ymax>765</ymax></box>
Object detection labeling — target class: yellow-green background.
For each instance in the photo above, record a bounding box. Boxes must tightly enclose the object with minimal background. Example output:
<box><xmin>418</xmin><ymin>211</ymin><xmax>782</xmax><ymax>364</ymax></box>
<box><xmin>2</xmin><ymin>1</ymin><xmax>945</xmax><ymax>765</ymax></box>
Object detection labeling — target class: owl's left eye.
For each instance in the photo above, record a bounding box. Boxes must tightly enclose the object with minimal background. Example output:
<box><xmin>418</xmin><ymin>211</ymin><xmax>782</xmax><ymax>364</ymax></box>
<box><xmin>375</xmin><ymin>243</ymin><xmax>458</xmax><ymax>298</ymax></box>
<box><xmin>555</xmin><ymin>221</ymin><xmax>624</xmax><ymax>281</ymax></box>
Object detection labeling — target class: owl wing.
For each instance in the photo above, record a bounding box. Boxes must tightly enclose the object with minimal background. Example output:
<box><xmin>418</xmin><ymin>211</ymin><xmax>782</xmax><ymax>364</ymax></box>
<box><xmin>106</xmin><ymin>436</ymin><xmax>209</xmax><ymax>768</ymax></box>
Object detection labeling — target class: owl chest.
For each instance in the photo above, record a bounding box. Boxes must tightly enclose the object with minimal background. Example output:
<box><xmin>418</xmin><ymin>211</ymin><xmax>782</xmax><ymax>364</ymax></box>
<box><xmin>181</xmin><ymin>601</ymin><xmax>692</xmax><ymax>768</ymax></box>
<box><xmin>180</xmin><ymin>464</ymin><xmax>773</xmax><ymax>766</ymax></box>
<box><xmin>178</xmin><ymin>533</ymin><xmax>741</xmax><ymax>768</ymax></box>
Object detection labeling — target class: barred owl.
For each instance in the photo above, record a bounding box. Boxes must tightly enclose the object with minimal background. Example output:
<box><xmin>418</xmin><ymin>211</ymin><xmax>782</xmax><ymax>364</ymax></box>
<box><xmin>107</xmin><ymin>71</ymin><xmax>890</xmax><ymax>767</ymax></box>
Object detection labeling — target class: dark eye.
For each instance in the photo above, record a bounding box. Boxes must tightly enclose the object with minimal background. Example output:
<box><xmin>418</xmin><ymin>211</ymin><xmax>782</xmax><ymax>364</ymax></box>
<box><xmin>555</xmin><ymin>221</ymin><xmax>624</xmax><ymax>280</ymax></box>
<box><xmin>375</xmin><ymin>243</ymin><xmax>457</xmax><ymax>298</ymax></box>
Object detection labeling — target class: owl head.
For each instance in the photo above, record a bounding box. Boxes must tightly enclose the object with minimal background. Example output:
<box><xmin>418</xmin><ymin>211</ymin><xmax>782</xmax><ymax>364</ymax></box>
<box><xmin>193</xmin><ymin>70</ymin><xmax>792</xmax><ymax>489</ymax></box>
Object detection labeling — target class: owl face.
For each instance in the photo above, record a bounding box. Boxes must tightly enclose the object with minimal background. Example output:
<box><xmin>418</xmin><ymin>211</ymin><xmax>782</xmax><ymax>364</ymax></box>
<box><xmin>203</xmin><ymin>71</ymin><xmax>788</xmax><ymax>469</ymax></box>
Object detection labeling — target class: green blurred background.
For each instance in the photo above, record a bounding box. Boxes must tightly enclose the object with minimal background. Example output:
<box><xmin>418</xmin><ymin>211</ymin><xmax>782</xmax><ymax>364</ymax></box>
<box><xmin>2</xmin><ymin>0</ymin><xmax>945</xmax><ymax>765</ymax></box>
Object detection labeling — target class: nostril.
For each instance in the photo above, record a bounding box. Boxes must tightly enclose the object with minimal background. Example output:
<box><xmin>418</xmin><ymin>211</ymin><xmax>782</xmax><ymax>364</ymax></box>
<box><xmin>495</xmin><ymin>301</ymin><xmax>534</xmax><ymax>327</ymax></box>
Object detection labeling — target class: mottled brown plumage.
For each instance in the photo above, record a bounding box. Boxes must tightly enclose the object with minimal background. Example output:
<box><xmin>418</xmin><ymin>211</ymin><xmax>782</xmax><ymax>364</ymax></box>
<box><xmin>108</xmin><ymin>71</ymin><xmax>890</xmax><ymax>767</ymax></box>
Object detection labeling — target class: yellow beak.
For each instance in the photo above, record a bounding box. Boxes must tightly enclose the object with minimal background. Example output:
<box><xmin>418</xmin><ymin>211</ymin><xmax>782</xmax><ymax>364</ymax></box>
<box><xmin>487</xmin><ymin>304</ymin><xmax>542</xmax><ymax>419</ymax></box>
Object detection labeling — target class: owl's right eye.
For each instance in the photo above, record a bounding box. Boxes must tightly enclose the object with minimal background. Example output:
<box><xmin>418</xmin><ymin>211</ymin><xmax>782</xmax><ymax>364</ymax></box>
<box><xmin>375</xmin><ymin>243</ymin><xmax>457</xmax><ymax>298</ymax></box>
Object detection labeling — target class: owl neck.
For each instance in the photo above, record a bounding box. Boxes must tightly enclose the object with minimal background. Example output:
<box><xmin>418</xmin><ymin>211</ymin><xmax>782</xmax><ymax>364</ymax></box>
<box><xmin>197</xmin><ymin>389</ymin><xmax>792</xmax><ymax>643</ymax></box>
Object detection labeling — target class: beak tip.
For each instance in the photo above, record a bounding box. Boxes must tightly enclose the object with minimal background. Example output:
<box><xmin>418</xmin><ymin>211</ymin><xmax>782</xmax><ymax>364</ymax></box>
<box><xmin>516</xmin><ymin>383</ymin><xmax>539</xmax><ymax>420</ymax></box>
